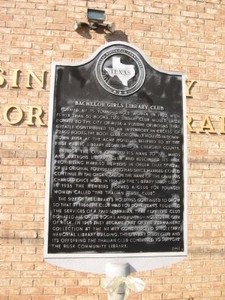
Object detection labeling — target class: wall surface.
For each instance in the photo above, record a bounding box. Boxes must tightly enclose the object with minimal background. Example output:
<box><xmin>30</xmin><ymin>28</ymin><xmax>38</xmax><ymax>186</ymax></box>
<box><xmin>1</xmin><ymin>0</ymin><xmax>225</xmax><ymax>299</ymax></box>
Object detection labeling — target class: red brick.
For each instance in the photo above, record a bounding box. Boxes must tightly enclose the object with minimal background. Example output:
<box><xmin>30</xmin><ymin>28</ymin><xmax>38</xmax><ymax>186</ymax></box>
<box><xmin>1</xmin><ymin>1</ymin><xmax>225</xmax><ymax>299</ymax></box>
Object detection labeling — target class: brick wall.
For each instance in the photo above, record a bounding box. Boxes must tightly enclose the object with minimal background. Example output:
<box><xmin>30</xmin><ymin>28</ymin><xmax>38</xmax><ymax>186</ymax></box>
<box><xmin>0</xmin><ymin>0</ymin><xmax>225</xmax><ymax>299</ymax></box>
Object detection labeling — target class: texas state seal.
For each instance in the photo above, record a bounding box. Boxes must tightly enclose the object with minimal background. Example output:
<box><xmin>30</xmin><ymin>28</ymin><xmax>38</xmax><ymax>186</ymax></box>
<box><xmin>95</xmin><ymin>45</ymin><xmax>145</xmax><ymax>96</ymax></box>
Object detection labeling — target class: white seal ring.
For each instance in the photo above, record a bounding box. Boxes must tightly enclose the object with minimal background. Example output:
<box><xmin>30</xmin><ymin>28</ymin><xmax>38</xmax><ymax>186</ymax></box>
<box><xmin>95</xmin><ymin>46</ymin><xmax>145</xmax><ymax>96</ymax></box>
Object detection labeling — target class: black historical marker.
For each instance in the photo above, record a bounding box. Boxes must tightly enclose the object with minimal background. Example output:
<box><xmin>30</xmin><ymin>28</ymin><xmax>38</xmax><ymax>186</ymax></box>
<box><xmin>45</xmin><ymin>42</ymin><xmax>187</xmax><ymax>259</ymax></box>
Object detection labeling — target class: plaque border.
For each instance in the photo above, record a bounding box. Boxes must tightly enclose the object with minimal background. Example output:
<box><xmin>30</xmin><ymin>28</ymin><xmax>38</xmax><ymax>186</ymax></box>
<box><xmin>44</xmin><ymin>41</ymin><xmax>188</xmax><ymax>274</ymax></box>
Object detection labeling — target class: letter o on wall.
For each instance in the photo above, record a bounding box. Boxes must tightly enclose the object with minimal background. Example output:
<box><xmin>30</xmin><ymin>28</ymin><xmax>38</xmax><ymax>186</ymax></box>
<box><xmin>3</xmin><ymin>105</ymin><xmax>24</xmax><ymax>125</ymax></box>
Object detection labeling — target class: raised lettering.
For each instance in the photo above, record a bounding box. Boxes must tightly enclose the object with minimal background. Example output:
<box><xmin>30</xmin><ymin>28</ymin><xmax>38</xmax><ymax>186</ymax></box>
<box><xmin>219</xmin><ymin>116</ymin><xmax>225</xmax><ymax>134</ymax></box>
<box><xmin>185</xmin><ymin>80</ymin><xmax>196</xmax><ymax>98</ymax></box>
<box><xmin>27</xmin><ymin>106</ymin><xmax>45</xmax><ymax>126</ymax></box>
<box><xmin>11</xmin><ymin>69</ymin><xmax>21</xmax><ymax>88</ymax></box>
<box><xmin>187</xmin><ymin>116</ymin><xmax>196</xmax><ymax>133</ymax></box>
<box><xmin>26</xmin><ymin>70</ymin><xmax>47</xmax><ymax>88</ymax></box>
<box><xmin>198</xmin><ymin>115</ymin><xmax>216</xmax><ymax>134</ymax></box>
<box><xmin>3</xmin><ymin>105</ymin><xmax>24</xmax><ymax>125</ymax></box>
<box><xmin>0</xmin><ymin>68</ymin><xmax>6</xmax><ymax>86</ymax></box>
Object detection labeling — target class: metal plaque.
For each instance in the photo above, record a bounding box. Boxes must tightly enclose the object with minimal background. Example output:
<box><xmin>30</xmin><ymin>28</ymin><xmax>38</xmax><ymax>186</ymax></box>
<box><xmin>44</xmin><ymin>42</ymin><xmax>187</xmax><ymax>273</ymax></box>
